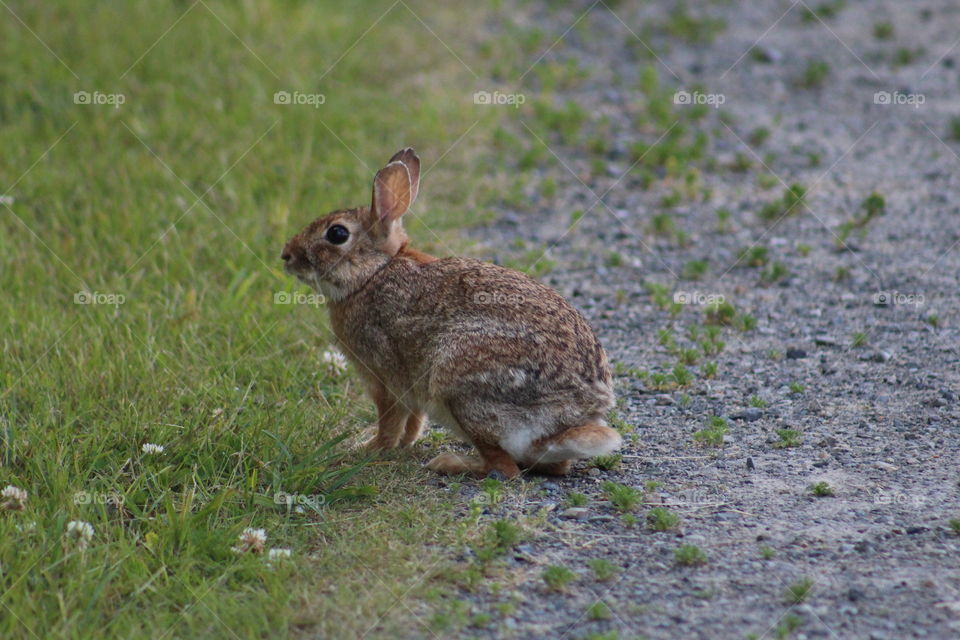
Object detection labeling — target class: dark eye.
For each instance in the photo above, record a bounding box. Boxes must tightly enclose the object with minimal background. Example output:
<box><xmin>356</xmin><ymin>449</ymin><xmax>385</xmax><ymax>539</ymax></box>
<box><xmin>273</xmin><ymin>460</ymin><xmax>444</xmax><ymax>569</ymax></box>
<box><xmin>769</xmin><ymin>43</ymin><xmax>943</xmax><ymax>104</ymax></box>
<box><xmin>325</xmin><ymin>224</ymin><xmax>350</xmax><ymax>245</ymax></box>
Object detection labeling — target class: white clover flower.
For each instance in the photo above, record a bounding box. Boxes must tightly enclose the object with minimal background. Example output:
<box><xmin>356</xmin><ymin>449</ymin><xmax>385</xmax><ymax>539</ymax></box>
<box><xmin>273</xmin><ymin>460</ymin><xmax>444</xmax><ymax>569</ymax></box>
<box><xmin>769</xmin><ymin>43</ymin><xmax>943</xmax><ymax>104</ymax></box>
<box><xmin>141</xmin><ymin>443</ymin><xmax>165</xmax><ymax>455</ymax></box>
<box><xmin>322</xmin><ymin>349</ymin><xmax>348</xmax><ymax>375</ymax></box>
<box><xmin>231</xmin><ymin>527</ymin><xmax>267</xmax><ymax>554</ymax></box>
<box><xmin>66</xmin><ymin>520</ymin><xmax>94</xmax><ymax>550</ymax></box>
<box><xmin>267</xmin><ymin>548</ymin><xmax>292</xmax><ymax>561</ymax></box>
<box><xmin>1</xmin><ymin>485</ymin><xmax>27</xmax><ymax>511</ymax></box>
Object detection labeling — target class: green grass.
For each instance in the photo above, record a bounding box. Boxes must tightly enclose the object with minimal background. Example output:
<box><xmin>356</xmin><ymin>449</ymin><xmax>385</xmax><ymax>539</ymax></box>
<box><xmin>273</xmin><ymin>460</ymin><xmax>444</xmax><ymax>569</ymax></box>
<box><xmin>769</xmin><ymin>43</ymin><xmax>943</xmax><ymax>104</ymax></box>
<box><xmin>674</xmin><ymin>544</ymin><xmax>708</xmax><ymax>566</ymax></box>
<box><xmin>0</xmin><ymin>2</ymin><xmax>508</xmax><ymax>637</ymax></box>
<box><xmin>542</xmin><ymin>565</ymin><xmax>577</xmax><ymax>592</ymax></box>
<box><xmin>809</xmin><ymin>481</ymin><xmax>835</xmax><ymax>497</ymax></box>
<box><xmin>693</xmin><ymin>416</ymin><xmax>728</xmax><ymax>447</ymax></box>
<box><xmin>602</xmin><ymin>481</ymin><xmax>642</xmax><ymax>513</ymax></box>
<box><xmin>646</xmin><ymin>507</ymin><xmax>680</xmax><ymax>531</ymax></box>
<box><xmin>785</xmin><ymin>577</ymin><xmax>815</xmax><ymax>604</ymax></box>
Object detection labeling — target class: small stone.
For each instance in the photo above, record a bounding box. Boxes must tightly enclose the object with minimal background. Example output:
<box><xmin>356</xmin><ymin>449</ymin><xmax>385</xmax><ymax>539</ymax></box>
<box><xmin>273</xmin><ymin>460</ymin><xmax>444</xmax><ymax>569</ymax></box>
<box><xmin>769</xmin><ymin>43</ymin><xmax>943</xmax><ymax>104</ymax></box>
<box><xmin>874</xmin><ymin>461</ymin><xmax>898</xmax><ymax>472</ymax></box>
<box><xmin>848</xmin><ymin>587</ymin><xmax>866</xmax><ymax>602</ymax></box>
<box><xmin>541</xmin><ymin>482</ymin><xmax>559</xmax><ymax>492</ymax></box>
<box><xmin>655</xmin><ymin>394</ymin><xmax>674</xmax><ymax>405</ymax></box>
<box><xmin>814</xmin><ymin>335</ymin><xmax>837</xmax><ymax>346</ymax></box>
<box><xmin>786</xmin><ymin>348</ymin><xmax>807</xmax><ymax>359</ymax></box>
<box><xmin>746</xmin><ymin>457</ymin><xmax>755</xmax><ymax>471</ymax></box>
<box><xmin>486</xmin><ymin>469</ymin><xmax>508</xmax><ymax>481</ymax></box>
<box><xmin>734</xmin><ymin>408</ymin><xmax>763</xmax><ymax>422</ymax></box>
<box><xmin>588</xmin><ymin>514</ymin><xmax>615</xmax><ymax>523</ymax></box>
<box><xmin>587</xmin><ymin>467</ymin><xmax>601</xmax><ymax>477</ymax></box>
<box><xmin>559</xmin><ymin>507</ymin><xmax>590</xmax><ymax>520</ymax></box>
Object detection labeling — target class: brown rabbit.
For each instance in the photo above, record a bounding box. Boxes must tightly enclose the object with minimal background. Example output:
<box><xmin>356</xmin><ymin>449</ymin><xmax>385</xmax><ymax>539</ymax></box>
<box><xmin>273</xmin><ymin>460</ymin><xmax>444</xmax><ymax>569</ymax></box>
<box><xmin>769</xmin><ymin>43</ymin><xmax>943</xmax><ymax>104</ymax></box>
<box><xmin>281</xmin><ymin>148</ymin><xmax>620</xmax><ymax>478</ymax></box>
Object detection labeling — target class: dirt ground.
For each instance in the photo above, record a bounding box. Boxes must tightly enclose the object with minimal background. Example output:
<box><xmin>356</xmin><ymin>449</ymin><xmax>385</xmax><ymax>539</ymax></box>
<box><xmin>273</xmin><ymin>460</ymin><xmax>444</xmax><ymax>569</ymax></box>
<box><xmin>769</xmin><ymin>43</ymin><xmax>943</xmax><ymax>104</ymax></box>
<box><xmin>445</xmin><ymin>1</ymin><xmax>960</xmax><ymax>638</ymax></box>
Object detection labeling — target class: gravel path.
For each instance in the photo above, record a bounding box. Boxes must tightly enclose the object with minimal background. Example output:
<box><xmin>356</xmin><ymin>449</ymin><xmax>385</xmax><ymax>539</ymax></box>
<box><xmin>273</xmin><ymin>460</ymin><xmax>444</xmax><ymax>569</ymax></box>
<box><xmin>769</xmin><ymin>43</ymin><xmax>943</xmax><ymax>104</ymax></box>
<box><xmin>443</xmin><ymin>2</ymin><xmax>960</xmax><ymax>638</ymax></box>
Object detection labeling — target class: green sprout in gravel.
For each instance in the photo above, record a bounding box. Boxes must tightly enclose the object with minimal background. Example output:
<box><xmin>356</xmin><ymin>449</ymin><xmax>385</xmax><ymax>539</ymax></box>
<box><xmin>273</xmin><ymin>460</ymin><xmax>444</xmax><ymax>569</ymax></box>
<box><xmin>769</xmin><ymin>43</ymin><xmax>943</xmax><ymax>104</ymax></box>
<box><xmin>734</xmin><ymin>313</ymin><xmax>758</xmax><ymax>332</ymax></box>
<box><xmin>739</xmin><ymin>246</ymin><xmax>769</xmax><ymax>266</ymax></box>
<box><xmin>789</xmin><ymin>382</ymin><xmax>806</xmax><ymax>394</ymax></box>
<box><xmin>760</xmin><ymin>546</ymin><xmax>776</xmax><ymax>560</ymax></box>
<box><xmin>809</xmin><ymin>481</ymin><xmax>835</xmax><ymax>497</ymax></box>
<box><xmin>795</xmin><ymin>60</ymin><xmax>830</xmax><ymax>88</ymax></box>
<box><xmin>785</xmin><ymin>577</ymin><xmax>815</xmax><ymax>604</ymax></box>
<box><xmin>705</xmin><ymin>300</ymin><xmax>737</xmax><ymax>326</ymax></box>
<box><xmin>873</xmin><ymin>21</ymin><xmax>894</xmax><ymax>39</ymax></box>
<box><xmin>542</xmin><ymin>565</ymin><xmax>577</xmax><ymax>592</ymax></box>
<box><xmin>761</xmin><ymin>261</ymin><xmax>790</xmax><ymax>284</ymax></box>
<box><xmin>588</xmin><ymin>558</ymin><xmax>618</xmax><ymax>582</ymax></box>
<box><xmin>694</xmin><ymin>416</ymin><xmax>728</xmax><ymax>447</ymax></box>
<box><xmin>602</xmin><ymin>481</ymin><xmax>642</xmax><ymax>512</ymax></box>
<box><xmin>674</xmin><ymin>544</ymin><xmax>708</xmax><ymax>566</ymax></box>
<box><xmin>774</xmin><ymin>428</ymin><xmax>803</xmax><ymax>449</ymax></box>
<box><xmin>683</xmin><ymin>259</ymin><xmax>709</xmax><ymax>280</ymax></box>
<box><xmin>586</xmin><ymin>601</ymin><xmax>613</xmax><ymax>621</ymax></box>
<box><xmin>566</xmin><ymin>492</ymin><xmax>589</xmax><ymax>508</ymax></box>
<box><xmin>647</xmin><ymin>507</ymin><xmax>681</xmax><ymax>531</ymax></box>
<box><xmin>673</xmin><ymin>363</ymin><xmax>694</xmax><ymax>387</ymax></box>
<box><xmin>593</xmin><ymin>454</ymin><xmax>622</xmax><ymax>471</ymax></box>
<box><xmin>948</xmin><ymin>519</ymin><xmax>960</xmax><ymax>535</ymax></box>
<box><xmin>851</xmin><ymin>332</ymin><xmax>868</xmax><ymax>348</ymax></box>
<box><xmin>750</xmin><ymin>395</ymin><xmax>768</xmax><ymax>408</ymax></box>
<box><xmin>702</xmin><ymin>361</ymin><xmax>718</xmax><ymax>378</ymax></box>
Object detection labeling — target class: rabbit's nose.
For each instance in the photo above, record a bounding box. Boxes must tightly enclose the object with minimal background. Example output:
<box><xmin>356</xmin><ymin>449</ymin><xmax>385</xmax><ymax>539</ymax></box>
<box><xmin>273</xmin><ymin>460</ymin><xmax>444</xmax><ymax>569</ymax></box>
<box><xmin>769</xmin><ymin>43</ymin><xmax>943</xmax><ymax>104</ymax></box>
<box><xmin>281</xmin><ymin>244</ymin><xmax>293</xmax><ymax>262</ymax></box>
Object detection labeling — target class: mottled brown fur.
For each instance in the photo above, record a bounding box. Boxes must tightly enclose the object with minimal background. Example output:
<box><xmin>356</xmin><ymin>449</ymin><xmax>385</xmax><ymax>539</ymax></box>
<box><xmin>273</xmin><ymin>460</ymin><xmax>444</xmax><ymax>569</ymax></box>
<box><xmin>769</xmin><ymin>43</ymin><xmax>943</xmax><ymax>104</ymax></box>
<box><xmin>282</xmin><ymin>148</ymin><xmax>620</xmax><ymax>477</ymax></box>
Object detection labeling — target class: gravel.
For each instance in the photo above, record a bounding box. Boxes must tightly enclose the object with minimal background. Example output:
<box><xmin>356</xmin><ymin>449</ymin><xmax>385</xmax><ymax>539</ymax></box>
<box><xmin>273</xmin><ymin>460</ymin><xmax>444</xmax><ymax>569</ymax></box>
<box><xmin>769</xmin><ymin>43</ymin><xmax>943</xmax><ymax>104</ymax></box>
<box><xmin>446</xmin><ymin>1</ymin><xmax>960</xmax><ymax>638</ymax></box>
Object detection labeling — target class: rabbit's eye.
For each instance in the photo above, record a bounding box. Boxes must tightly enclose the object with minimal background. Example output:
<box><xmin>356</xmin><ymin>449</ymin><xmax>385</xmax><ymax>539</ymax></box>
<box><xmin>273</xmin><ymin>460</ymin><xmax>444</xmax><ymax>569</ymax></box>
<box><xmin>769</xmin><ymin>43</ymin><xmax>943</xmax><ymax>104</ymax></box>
<box><xmin>325</xmin><ymin>225</ymin><xmax>350</xmax><ymax>245</ymax></box>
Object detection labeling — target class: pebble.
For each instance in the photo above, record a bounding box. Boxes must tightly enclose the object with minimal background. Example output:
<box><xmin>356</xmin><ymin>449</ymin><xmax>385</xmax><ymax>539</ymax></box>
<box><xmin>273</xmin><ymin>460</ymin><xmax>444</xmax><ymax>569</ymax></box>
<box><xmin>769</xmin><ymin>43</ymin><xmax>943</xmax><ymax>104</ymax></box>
<box><xmin>786</xmin><ymin>348</ymin><xmax>807</xmax><ymax>359</ymax></box>
<box><xmin>733</xmin><ymin>408</ymin><xmax>763</xmax><ymax>422</ymax></box>
<box><xmin>814</xmin><ymin>335</ymin><xmax>837</xmax><ymax>346</ymax></box>
<box><xmin>559</xmin><ymin>508</ymin><xmax>590</xmax><ymax>520</ymax></box>
<box><xmin>874</xmin><ymin>461</ymin><xmax>899</xmax><ymax>472</ymax></box>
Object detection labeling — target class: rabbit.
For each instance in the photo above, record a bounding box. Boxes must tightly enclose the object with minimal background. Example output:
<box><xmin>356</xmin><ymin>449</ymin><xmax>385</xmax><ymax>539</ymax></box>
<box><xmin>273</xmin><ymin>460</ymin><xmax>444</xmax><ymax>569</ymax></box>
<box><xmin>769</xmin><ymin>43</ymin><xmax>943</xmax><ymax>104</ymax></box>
<box><xmin>281</xmin><ymin>148</ymin><xmax>621</xmax><ymax>478</ymax></box>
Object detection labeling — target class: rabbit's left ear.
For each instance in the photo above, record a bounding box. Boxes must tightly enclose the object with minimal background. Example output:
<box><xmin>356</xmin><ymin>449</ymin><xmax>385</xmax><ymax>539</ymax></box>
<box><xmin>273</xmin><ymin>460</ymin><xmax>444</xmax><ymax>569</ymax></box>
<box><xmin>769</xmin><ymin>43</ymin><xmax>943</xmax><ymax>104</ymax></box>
<box><xmin>372</xmin><ymin>161</ymin><xmax>412</xmax><ymax>223</ymax></box>
<box><xmin>388</xmin><ymin>147</ymin><xmax>420</xmax><ymax>205</ymax></box>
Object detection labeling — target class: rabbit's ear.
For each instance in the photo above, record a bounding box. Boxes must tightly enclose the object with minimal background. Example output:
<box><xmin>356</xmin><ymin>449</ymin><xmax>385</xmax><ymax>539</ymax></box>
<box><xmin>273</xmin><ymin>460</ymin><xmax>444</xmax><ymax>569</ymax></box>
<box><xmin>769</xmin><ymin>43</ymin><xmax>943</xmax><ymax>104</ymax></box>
<box><xmin>371</xmin><ymin>161</ymin><xmax>412</xmax><ymax>223</ymax></box>
<box><xmin>388</xmin><ymin>148</ymin><xmax>420</xmax><ymax>205</ymax></box>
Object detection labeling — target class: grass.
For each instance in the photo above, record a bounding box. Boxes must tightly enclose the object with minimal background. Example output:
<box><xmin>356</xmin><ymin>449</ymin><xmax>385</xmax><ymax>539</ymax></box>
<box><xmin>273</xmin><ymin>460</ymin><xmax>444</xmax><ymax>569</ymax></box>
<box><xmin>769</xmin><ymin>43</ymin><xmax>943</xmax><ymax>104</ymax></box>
<box><xmin>646</xmin><ymin>507</ymin><xmax>680</xmax><ymax>531</ymax></box>
<box><xmin>773</xmin><ymin>428</ymin><xmax>803</xmax><ymax>449</ymax></box>
<box><xmin>785</xmin><ymin>577</ymin><xmax>815</xmax><ymax>604</ymax></box>
<box><xmin>601</xmin><ymin>481</ymin><xmax>642</xmax><ymax>513</ymax></box>
<box><xmin>542</xmin><ymin>565</ymin><xmax>577</xmax><ymax>592</ymax></box>
<box><xmin>0</xmin><ymin>1</ymin><xmax>512</xmax><ymax>637</ymax></box>
<box><xmin>809</xmin><ymin>481</ymin><xmax>835</xmax><ymax>497</ymax></box>
<box><xmin>674</xmin><ymin>544</ymin><xmax>708</xmax><ymax>566</ymax></box>
<box><xmin>588</xmin><ymin>558</ymin><xmax>618</xmax><ymax>581</ymax></box>
<box><xmin>795</xmin><ymin>60</ymin><xmax>830</xmax><ymax>88</ymax></box>
<box><xmin>693</xmin><ymin>416</ymin><xmax>728</xmax><ymax>447</ymax></box>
